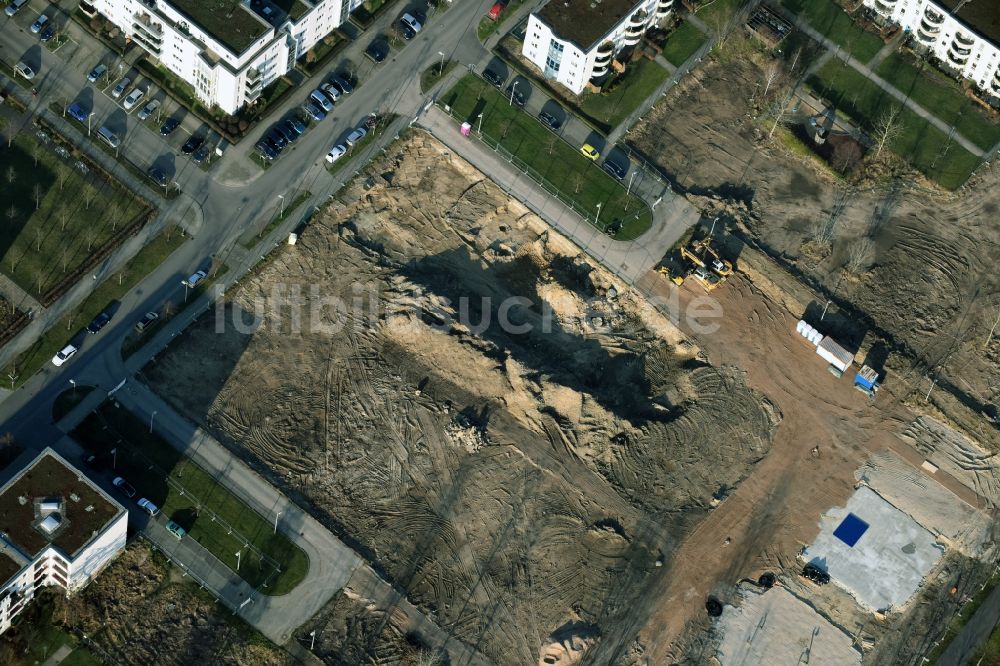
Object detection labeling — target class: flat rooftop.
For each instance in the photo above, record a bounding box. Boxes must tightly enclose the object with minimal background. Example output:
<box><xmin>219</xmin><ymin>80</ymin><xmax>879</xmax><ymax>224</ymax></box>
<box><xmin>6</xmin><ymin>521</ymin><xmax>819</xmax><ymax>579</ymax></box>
<box><xmin>166</xmin><ymin>0</ymin><xmax>270</xmax><ymax>55</ymax></box>
<box><xmin>536</xmin><ymin>0</ymin><xmax>644</xmax><ymax>51</ymax></box>
<box><xmin>717</xmin><ymin>587</ymin><xmax>861</xmax><ymax>665</ymax></box>
<box><xmin>0</xmin><ymin>451</ymin><xmax>121</xmax><ymax>562</ymax></box>
<box><xmin>940</xmin><ymin>0</ymin><xmax>1000</xmax><ymax>45</ymax></box>
<box><xmin>802</xmin><ymin>486</ymin><xmax>942</xmax><ymax>612</ymax></box>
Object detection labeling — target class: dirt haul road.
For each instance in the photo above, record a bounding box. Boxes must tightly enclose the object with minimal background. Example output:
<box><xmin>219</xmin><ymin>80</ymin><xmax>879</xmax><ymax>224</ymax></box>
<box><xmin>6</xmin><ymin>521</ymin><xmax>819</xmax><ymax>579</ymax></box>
<box><xmin>143</xmin><ymin>133</ymin><xmax>779</xmax><ymax>665</ymax></box>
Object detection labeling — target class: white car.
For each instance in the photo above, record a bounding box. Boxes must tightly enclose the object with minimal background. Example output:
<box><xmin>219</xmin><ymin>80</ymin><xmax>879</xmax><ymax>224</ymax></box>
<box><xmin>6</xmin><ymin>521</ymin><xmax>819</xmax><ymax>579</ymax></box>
<box><xmin>182</xmin><ymin>270</ymin><xmax>207</xmax><ymax>288</ymax></box>
<box><xmin>14</xmin><ymin>61</ymin><xmax>35</xmax><ymax>80</ymax></box>
<box><xmin>325</xmin><ymin>144</ymin><xmax>347</xmax><ymax>163</ymax></box>
<box><xmin>136</xmin><ymin>498</ymin><xmax>159</xmax><ymax>517</ymax></box>
<box><xmin>122</xmin><ymin>87</ymin><xmax>145</xmax><ymax>111</ymax></box>
<box><xmin>52</xmin><ymin>344</ymin><xmax>78</xmax><ymax>367</ymax></box>
<box><xmin>137</xmin><ymin>99</ymin><xmax>160</xmax><ymax>121</ymax></box>
<box><xmin>320</xmin><ymin>83</ymin><xmax>341</xmax><ymax>103</ymax></box>
<box><xmin>111</xmin><ymin>77</ymin><xmax>130</xmax><ymax>98</ymax></box>
<box><xmin>345</xmin><ymin>126</ymin><xmax>368</xmax><ymax>147</ymax></box>
<box><xmin>400</xmin><ymin>12</ymin><xmax>422</xmax><ymax>33</ymax></box>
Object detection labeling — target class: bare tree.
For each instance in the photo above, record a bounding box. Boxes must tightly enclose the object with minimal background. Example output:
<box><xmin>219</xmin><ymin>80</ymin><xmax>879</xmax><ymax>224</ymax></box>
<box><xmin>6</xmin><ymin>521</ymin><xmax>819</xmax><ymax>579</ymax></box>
<box><xmin>546</xmin><ymin>135</ymin><xmax>558</xmax><ymax>156</ymax></box>
<box><xmin>61</xmin><ymin>247</ymin><xmax>72</xmax><ymax>273</ymax></box>
<box><xmin>32</xmin><ymin>183</ymin><xmax>43</xmax><ymax>210</ymax></box>
<box><xmin>831</xmin><ymin>139</ymin><xmax>863</xmax><ymax>174</ymax></box>
<box><xmin>34</xmin><ymin>271</ymin><xmax>44</xmax><ymax>295</ymax></box>
<box><xmin>0</xmin><ymin>117</ymin><xmax>8</xmax><ymax>147</ymax></box>
<box><xmin>57</xmin><ymin>167</ymin><xmax>69</xmax><ymax>192</ymax></box>
<box><xmin>83</xmin><ymin>186</ymin><xmax>96</xmax><ymax>210</ymax></box>
<box><xmin>4</xmin><ymin>205</ymin><xmax>17</xmax><ymax>227</ymax></box>
<box><xmin>760</xmin><ymin>59</ymin><xmax>782</xmax><ymax>100</ymax></box>
<box><xmin>571</xmin><ymin>172</ymin><xmax>584</xmax><ymax>194</ymax></box>
<box><xmin>32</xmin><ymin>145</ymin><xmax>41</xmax><ymax>167</ymax></box>
<box><xmin>34</xmin><ymin>227</ymin><xmax>44</xmax><ymax>251</ymax></box>
<box><xmin>85</xmin><ymin>230</ymin><xmax>97</xmax><ymax>251</ymax></box>
<box><xmin>58</xmin><ymin>207</ymin><xmax>70</xmax><ymax>231</ymax></box>
<box><xmin>872</xmin><ymin>105</ymin><xmax>902</xmax><ymax>160</ymax></box>
<box><xmin>4</xmin><ymin>166</ymin><xmax>15</xmax><ymax>185</ymax></box>
<box><xmin>846</xmin><ymin>238</ymin><xmax>875</xmax><ymax>274</ymax></box>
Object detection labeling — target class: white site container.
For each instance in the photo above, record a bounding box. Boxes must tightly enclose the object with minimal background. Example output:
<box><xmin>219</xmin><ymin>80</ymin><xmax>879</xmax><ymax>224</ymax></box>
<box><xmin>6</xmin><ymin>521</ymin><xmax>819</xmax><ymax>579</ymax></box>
<box><xmin>816</xmin><ymin>336</ymin><xmax>854</xmax><ymax>372</ymax></box>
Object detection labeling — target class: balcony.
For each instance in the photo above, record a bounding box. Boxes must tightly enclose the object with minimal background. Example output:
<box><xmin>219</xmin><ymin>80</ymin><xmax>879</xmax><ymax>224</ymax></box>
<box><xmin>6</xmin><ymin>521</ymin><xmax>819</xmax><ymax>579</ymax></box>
<box><xmin>628</xmin><ymin>9</ymin><xmax>649</xmax><ymax>27</ymax></box>
<box><xmin>591</xmin><ymin>61</ymin><xmax>609</xmax><ymax>77</ymax></box>
<box><xmin>656</xmin><ymin>0</ymin><xmax>673</xmax><ymax>18</ymax></box>
<box><xmin>948</xmin><ymin>44</ymin><xmax>971</xmax><ymax>66</ymax></box>
<box><xmin>594</xmin><ymin>41</ymin><xmax>614</xmax><ymax>65</ymax></box>
<box><xmin>873</xmin><ymin>0</ymin><xmax>897</xmax><ymax>15</ymax></box>
<box><xmin>922</xmin><ymin>6</ymin><xmax>944</xmax><ymax>24</ymax></box>
<box><xmin>916</xmin><ymin>20</ymin><xmax>940</xmax><ymax>44</ymax></box>
<box><xmin>954</xmin><ymin>31</ymin><xmax>975</xmax><ymax>46</ymax></box>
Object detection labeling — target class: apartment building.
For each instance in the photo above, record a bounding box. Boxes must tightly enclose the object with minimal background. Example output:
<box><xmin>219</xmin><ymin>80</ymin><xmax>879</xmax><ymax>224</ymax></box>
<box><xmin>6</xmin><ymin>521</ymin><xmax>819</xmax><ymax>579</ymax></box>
<box><xmin>864</xmin><ymin>0</ymin><xmax>1000</xmax><ymax>98</ymax></box>
<box><xmin>522</xmin><ymin>0</ymin><xmax>674</xmax><ymax>94</ymax></box>
<box><xmin>88</xmin><ymin>0</ymin><xmax>364</xmax><ymax>114</ymax></box>
<box><xmin>0</xmin><ymin>449</ymin><xmax>127</xmax><ymax>634</ymax></box>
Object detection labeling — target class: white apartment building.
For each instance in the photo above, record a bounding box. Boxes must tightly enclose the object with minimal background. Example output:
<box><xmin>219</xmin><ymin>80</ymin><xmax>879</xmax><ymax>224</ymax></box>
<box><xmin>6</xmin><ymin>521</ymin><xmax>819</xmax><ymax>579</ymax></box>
<box><xmin>87</xmin><ymin>0</ymin><xmax>364</xmax><ymax>114</ymax></box>
<box><xmin>864</xmin><ymin>0</ymin><xmax>1000</xmax><ymax>98</ymax></box>
<box><xmin>522</xmin><ymin>0</ymin><xmax>674</xmax><ymax>94</ymax></box>
<box><xmin>0</xmin><ymin>449</ymin><xmax>127</xmax><ymax>634</ymax></box>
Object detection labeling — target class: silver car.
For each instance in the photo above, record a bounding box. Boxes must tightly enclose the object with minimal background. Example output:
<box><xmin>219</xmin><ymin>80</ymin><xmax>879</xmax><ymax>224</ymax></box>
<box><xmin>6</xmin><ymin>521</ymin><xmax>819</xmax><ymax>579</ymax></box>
<box><xmin>137</xmin><ymin>99</ymin><xmax>160</xmax><ymax>121</ymax></box>
<box><xmin>111</xmin><ymin>77</ymin><xmax>131</xmax><ymax>98</ymax></box>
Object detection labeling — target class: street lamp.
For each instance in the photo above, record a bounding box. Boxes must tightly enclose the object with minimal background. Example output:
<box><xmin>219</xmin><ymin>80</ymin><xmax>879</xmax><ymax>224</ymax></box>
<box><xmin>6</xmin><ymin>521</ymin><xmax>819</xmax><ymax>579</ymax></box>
<box><xmin>278</xmin><ymin>194</ymin><xmax>285</xmax><ymax>218</ymax></box>
<box><xmin>69</xmin><ymin>378</ymin><xmax>76</xmax><ymax>396</ymax></box>
<box><xmin>477</xmin><ymin>113</ymin><xmax>483</xmax><ymax>135</ymax></box>
<box><xmin>110</xmin><ymin>447</ymin><xmax>117</xmax><ymax>469</ymax></box>
<box><xmin>149</xmin><ymin>410</ymin><xmax>157</xmax><ymax>433</ymax></box>
<box><xmin>235</xmin><ymin>550</ymin><xmax>242</xmax><ymax>571</ymax></box>
<box><xmin>509</xmin><ymin>80</ymin><xmax>518</xmax><ymax>107</ymax></box>
<box><xmin>309</xmin><ymin>631</ymin><xmax>316</xmax><ymax>650</ymax></box>
<box><xmin>273</xmin><ymin>511</ymin><xmax>281</xmax><ymax>535</ymax></box>
<box><xmin>437</xmin><ymin>50</ymin><xmax>445</xmax><ymax>75</ymax></box>
<box><xmin>594</xmin><ymin>203</ymin><xmax>602</xmax><ymax>228</ymax></box>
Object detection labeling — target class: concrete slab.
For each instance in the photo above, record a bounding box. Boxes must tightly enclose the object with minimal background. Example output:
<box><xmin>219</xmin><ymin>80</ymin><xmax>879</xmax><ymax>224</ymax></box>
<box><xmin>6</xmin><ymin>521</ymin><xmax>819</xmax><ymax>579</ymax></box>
<box><xmin>803</xmin><ymin>486</ymin><xmax>943</xmax><ymax>612</ymax></box>
<box><xmin>717</xmin><ymin>586</ymin><xmax>861</xmax><ymax>665</ymax></box>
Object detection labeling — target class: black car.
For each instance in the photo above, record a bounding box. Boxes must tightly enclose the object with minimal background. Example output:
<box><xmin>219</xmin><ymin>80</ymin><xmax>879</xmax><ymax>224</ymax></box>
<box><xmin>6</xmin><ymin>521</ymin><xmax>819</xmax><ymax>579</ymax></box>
<box><xmin>256</xmin><ymin>141</ymin><xmax>277</xmax><ymax>161</ymax></box>
<box><xmin>284</xmin><ymin>118</ymin><xmax>305</xmax><ymax>138</ymax></box>
<box><xmin>181</xmin><ymin>135</ymin><xmax>204</xmax><ymax>154</ymax></box>
<box><xmin>264</xmin><ymin>135</ymin><xmax>282</xmax><ymax>153</ymax></box>
<box><xmin>192</xmin><ymin>145</ymin><xmax>209</xmax><ymax>164</ymax></box>
<box><xmin>538</xmin><ymin>111</ymin><xmax>561</xmax><ymax>131</ymax></box>
<box><xmin>602</xmin><ymin>160</ymin><xmax>626</xmax><ymax>180</ymax></box>
<box><xmin>399</xmin><ymin>22</ymin><xmax>416</xmax><ymax>40</ymax></box>
<box><xmin>505</xmin><ymin>84</ymin><xmax>525</xmax><ymax>107</ymax></box>
<box><xmin>147</xmin><ymin>166</ymin><xmax>167</xmax><ymax>186</ymax></box>
<box><xmin>331</xmin><ymin>74</ymin><xmax>353</xmax><ymax>94</ymax></box>
<box><xmin>275</xmin><ymin>124</ymin><xmax>295</xmax><ymax>143</ymax></box>
<box><xmin>86</xmin><ymin>312</ymin><xmax>111</xmax><ymax>334</ymax></box>
<box><xmin>366</xmin><ymin>40</ymin><xmax>389</xmax><ymax>63</ymax></box>
<box><xmin>159</xmin><ymin>117</ymin><xmax>180</xmax><ymax>135</ymax></box>
<box><xmin>482</xmin><ymin>69</ymin><xmax>504</xmax><ymax>88</ymax></box>
<box><xmin>39</xmin><ymin>23</ymin><xmax>55</xmax><ymax>42</ymax></box>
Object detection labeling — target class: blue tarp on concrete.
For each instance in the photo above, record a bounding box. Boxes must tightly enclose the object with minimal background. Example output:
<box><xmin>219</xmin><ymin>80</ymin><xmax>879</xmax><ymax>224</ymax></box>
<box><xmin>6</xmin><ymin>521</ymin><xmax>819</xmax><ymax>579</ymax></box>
<box><xmin>833</xmin><ymin>513</ymin><xmax>869</xmax><ymax>547</ymax></box>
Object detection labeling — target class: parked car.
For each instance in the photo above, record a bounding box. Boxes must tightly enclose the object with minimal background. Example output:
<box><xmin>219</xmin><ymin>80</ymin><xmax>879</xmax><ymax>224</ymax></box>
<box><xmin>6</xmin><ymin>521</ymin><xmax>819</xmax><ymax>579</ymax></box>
<box><xmin>181</xmin><ymin>135</ymin><xmax>204</xmax><ymax>154</ymax></box>
<box><xmin>159</xmin><ymin>117</ymin><xmax>180</xmax><ymax>135</ymax></box>
<box><xmin>134</xmin><ymin>311</ymin><xmax>159</xmax><ymax>332</ymax></box>
<box><xmin>330</xmin><ymin>75</ymin><xmax>353</xmax><ymax>95</ymax></box>
<box><xmin>86</xmin><ymin>312</ymin><xmax>111</xmax><ymax>334</ymax></box>
<box><xmin>136</xmin><ymin>498</ymin><xmax>159</xmax><ymax>517</ymax></box>
<box><xmin>192</xmin><ymin>144</ymin><xmax>210</xmax><ymax>164</ymax></box>
<box><xmin>345</xmin><ymin>126</ymin><xmax>368</xmax><ymax>147</ymax></box>
<box><xmin>302</xmin><ymin>101</ymin><xmax>326</xmax><ymax>122</ymax></box>
<box><xmin>399</xmin><ymin>22</ymin><xmax>416</xmax><ymax>40</ymax></box>
<box><xmin>274</xmin><ymin>123</ymin><xmax>295</xmax><ymax>143</ymax></box>
<box><xmin>165</xmin><ymin>520</ymin><xmax>187</xmax><ymax>539</ymax></box>
<box><xmin>325</xmin><ymin>144</ymin><xmax>347</xmax><ymax>164</ymax></box>
<box><xmin>505</xmin><ymin>84</ymin><xmax>525</xmax><ymax>107</ymax></box>
<box><xmin>602</xmin><ymin>160</ymin><xmax>626</xmax><ymax>180</ymax></box>
<box><xmin>30</xmin><ymin>14</ymin><xmax>49</xmax><ymax>34</ymax></box>
<box><xmin>111</xmin><ymin>77</ymin><xmax>131</xmax><ymax>98</ymax></box>
<box><xmin>263</xmin><ymin>134</ymin><xmax>282</xmax><ymax>153</ymax></box>
<box><xmin>112</xmin><ymin>477</ymin><xmax>137</xmax><ymax>498</ymax></box>
<box><xmin>538</xmin><ymin>111</ymin><xmax>561</xmax><ymax>131</ymax></box>
<box><xmin>580</xmin><ymin>143</ymin><xmax>600</xmax><ymax>161</ymax></box>
<box><xmin>147</xmin><ymin>165</ymin><xmax>167</xmax><ymax>185</ymax></box>
<box><xmin>13</xmin><ymin>61</ymin><xmax>35</xmax><ymax>80</ymax></box>
<box><xmin>256</xmin><ymin>141</ymin><xmax>278</xmax><ymax>161</ymax></box>
<box><xmin>137</xmin><ymin>99</ymin><xmax>160</xmax><ymax>121</ymax></box>
<box><xmin>365</xmin><ymin>39</ymin><xmax>389</xmax><ymax>63</ymax></box>
<box><xmin>5</xmin><ymin>0</ymin><xmax>29</xmax><ymax>17</ymax></box>
<box><xmin>310</xmin><ymin>89</ymin><xmax>333</xmax><ymax>112</ymax></box>
<box><xmin>87</xmin><ymin>63</ymin><xmax>108</xmax><ymax>83</ymax></box>
<box><xmin>122</xmin><ymin>87</ymin><xmax>145</xmax><ymax>111</ymax></box>
<box><xmin>39</xmin><ymin>23</ymin><xmax>56</xmax><ymax>43</ymax></box>
<box><xmin>51</xmin><ymin>344</ymin><xmax>78</xmax><ymax>367</ymax></box>
<box><xmin>66</xmin><ymin>103</ymin><xmax>90</xmax><ymax>123</ymax></box>
<box><xmin>482</xmin><ymin>69</ymin><xmax>504</xmax><ymax>88</ymax></box>
<box><xmin>284</xmin><ymin>117</ymin><xmax>305</xmax><ymax>136</ymax></box>
<box><xmin>267</xmin><ymin>127</ymin><xmax>287</xmax><ymax>149</ymax></box>
<box><xmin>400</xmin><ymin>12</ymin><xmax>422</xmax><ymax>34</ymax></box>
<box><xmin>182</xmin><ymin>270</ymin><xmax>207</xmax><ymax>288</ymax></box>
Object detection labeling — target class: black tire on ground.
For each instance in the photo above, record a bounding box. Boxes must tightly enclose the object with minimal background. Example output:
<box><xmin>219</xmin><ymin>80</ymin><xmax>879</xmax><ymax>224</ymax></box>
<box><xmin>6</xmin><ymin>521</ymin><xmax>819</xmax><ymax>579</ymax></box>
<box><xmin>758</xmin><ymin>572</ymin><xmax>776</xmax><ymax>588</ymax></box>
<box><xmin>706</xmin><ymin>597</ymin><xmax>724</xmax><ymax>617</ymax></box>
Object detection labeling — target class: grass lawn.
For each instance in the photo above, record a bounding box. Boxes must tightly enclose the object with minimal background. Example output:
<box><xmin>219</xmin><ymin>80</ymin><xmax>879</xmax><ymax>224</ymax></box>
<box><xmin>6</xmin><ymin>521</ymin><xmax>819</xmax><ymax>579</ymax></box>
<box><xmin>781</xmin><ymin>0</ymin><xmax>884</xmax><ymax>63</ymax></box>
<box><xmin>421</xmin><ymin>60</ymin><xmax>458</xmax><ymax>93</ymax></box>
<box><xmin>808</xmin><ymin>60</ymin><xmax>981</xmax><ymax>189</ymax></box>
<box><xmin>24</xmin><ymin>623</ymin><xmax>100</xmax><ymax>665</ymax></box>
<box><xmin>876</xmin><ymin>52</ymin><xmax>1000</xmax><ymax>152</ymax></box>
<box><xmin>579</xmin><ymin>58</ymin><xmax>670</xmax><ymax>131</ymax></box>
<box><xmin>0</xmin><ymin>131</ymin><xmax>148</xmax><ymax>299</ymax></box>
<box><xmin>4</xmin><ymin>226</ymin><xmax>186</xmax><ymax>388</ymax></box>
<box><xmin>240</xmin><ymin>190</ymin><xmax>312</xmax><ymax>248</ymax></box>
<box><xmin>695</xmin><ymin>0</ymin><xmax>748</xmax><ymax>28</ymax></box>
<box><xmin>662</xmin><ymin>21</ymin><xmax>707</xmax><ymax>67</ymax></box>
<box><xmin>443</xmin><ymin>75</ymin><xmax>652</xmax><ymax>239</ymax></box>
<box><xmin>72</xmin><ymin>402</ymin><xmax>309</xmax><ymax>594</ymax></box>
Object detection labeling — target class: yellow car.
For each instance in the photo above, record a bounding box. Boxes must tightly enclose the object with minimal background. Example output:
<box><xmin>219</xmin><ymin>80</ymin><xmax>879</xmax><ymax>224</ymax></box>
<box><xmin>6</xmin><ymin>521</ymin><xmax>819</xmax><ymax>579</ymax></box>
<box><xmin>580</xmin><ymin>144</ymin><xmax>600</xmax><ymax>161</ymax></box>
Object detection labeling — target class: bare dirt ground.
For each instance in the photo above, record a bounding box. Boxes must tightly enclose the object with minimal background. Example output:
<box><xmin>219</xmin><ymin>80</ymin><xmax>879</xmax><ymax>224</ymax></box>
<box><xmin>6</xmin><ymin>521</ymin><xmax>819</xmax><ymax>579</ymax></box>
<box><xmin>143</xmin><ymin>133</ymin><xmax>779</xmax><ymax>665</ymax></box>
<box><xmin>628</xmin><ymin>39</ymin><xmax>1000</xmax><ymax>451</ymax></box>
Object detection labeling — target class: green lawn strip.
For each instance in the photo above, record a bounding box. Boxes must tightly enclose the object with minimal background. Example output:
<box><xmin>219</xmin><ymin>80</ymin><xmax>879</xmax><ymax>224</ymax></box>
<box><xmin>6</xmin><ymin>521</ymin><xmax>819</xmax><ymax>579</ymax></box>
<box><xmin>662</xmin><ymin>21</ymin><xmax>707</xmax><ymax>67</ymax></box>
<box><xmin>325</xmin><ymin>113</ymin><xmax>399</xmax><ymax>178</ymax></box>
<box><xmin>58</xmin><ymin>649</ymin><xmax>102</xmax><ymax>666</ymax></box>
<box><xmin>71</xmin><ymin>403</ymin><xmax>309</xmax><ymax>595</ymax></box>
<box><xmin>695</xmin><ymin>0</ymin><xmax>746</xmax><ymax>28</ymax></box>
<box><xmin>578</xmin><ymin>58</ymin><xmax>670</xmax><ymax>129</ymax></box>
<box><xmin>46</xmin><ymin>104</ymin><xmax>179</xmax><ymax>199</ymax></box>
<box><xmin>875</xmin><ymin>53</ymin><xmax>1000</xmax><ymax>152</ymax></box>
<box><xmin>0</xmin><ymin>60</ymin><xmax>34</xmax><ymax>90</ymax></box>
<box><xmin>240</xmin><ymin>190</ymin><xmax>312</xmax><ymax>248</ymax></box>
<box><xmin>420</xmin><ymin>60</ymin><xmax>458</xmax><ymax>94</ymax></box>
<box><xmin>0</xmin><ymin>129</ymin><xmax>149</xmax><ymax>301</ymax></box>
<box><xmin>780</xmin><ymin>0</ymin><xmax>883</xmax><ymax>63</ymax></box>
<box><xmin>443</xmin><ymin>75</ymin><xmax>652</xmax><ymax>239</ymax></box>
<box><xmin>808</xmin><ymin>61</ymin><xmax>980</xmax><ymax>189</ymax></box>
<box><xmin>4</xmin><ymin>227</ymin><xmax>186</xmax><ymax>388</ymax></box>
<box><xmin>476</xmin><ymin>0</ymin><xmax>525</xmax><ymax>42</ymax></box>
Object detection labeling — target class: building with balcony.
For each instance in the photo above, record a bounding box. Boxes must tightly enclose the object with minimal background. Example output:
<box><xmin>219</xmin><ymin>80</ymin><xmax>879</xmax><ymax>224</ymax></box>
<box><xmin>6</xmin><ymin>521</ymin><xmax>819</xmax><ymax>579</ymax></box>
<box><xmin>90</xmin><ymin>0</ymin><xmax>365</xmax><ymax>114</ymax></box>
<box><xmin>863</xmin><ymin>0</ymin><xmax>1000</xmax><ymax>95</ymax></box>
<box><xmin>0</xmin><ymin>449</ymin><xmax>127</xmax><ymax>635</ymax></box>
<box><xmin>522</xmin><ymin>0</ymin><xmax>672</xmax><ymax>94</ymax></box>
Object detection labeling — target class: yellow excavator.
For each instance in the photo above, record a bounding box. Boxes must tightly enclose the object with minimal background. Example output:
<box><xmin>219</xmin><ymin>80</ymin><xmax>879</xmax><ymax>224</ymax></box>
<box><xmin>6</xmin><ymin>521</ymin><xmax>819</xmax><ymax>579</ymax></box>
<box><xmin>657</xmin><ymin>263</ymin><xmax>685</xmax><ymax>285</ymax></box>
<box><xmin>679</xmin><ymin>240</ymin><xmax>732</xmax><ymax>290</ymax></box>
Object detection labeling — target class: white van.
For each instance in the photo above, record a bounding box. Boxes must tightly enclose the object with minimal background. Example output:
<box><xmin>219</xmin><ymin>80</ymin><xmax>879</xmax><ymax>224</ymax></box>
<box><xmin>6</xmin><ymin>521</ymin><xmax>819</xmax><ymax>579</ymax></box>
<box><xmin>97</xmin><ymin>125</ymin><xmax>121</xmax><ymax>149</ymax></box>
